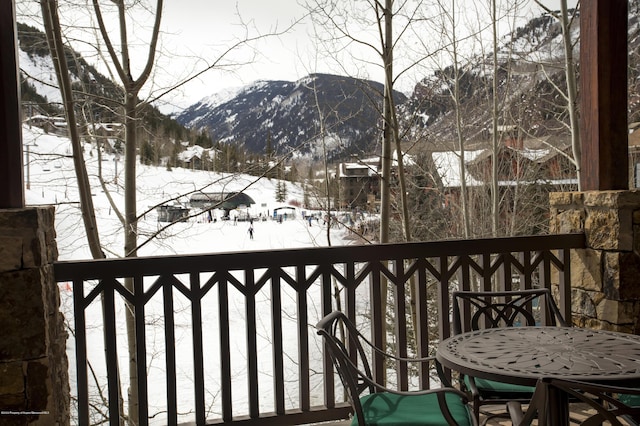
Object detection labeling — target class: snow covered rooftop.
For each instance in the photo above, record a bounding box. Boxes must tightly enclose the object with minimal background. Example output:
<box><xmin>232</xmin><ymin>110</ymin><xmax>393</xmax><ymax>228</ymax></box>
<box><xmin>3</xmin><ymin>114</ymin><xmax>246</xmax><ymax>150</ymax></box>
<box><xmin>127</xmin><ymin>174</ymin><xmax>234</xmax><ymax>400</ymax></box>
<box><xmin>432</xmin><ymin>150</ymin><xmax>485</xmax><ymax>187</ymax></box>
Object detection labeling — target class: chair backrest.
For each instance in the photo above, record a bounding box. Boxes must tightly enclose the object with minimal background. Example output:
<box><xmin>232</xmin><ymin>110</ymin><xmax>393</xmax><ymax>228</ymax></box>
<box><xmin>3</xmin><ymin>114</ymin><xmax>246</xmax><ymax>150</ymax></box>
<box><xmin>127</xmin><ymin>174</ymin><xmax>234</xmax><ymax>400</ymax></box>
<box><xmin>315</xmin><ymin>311</ymin><xmax>377</xmax><ymax>423</ymax></box>
<box><xmin>317</xmin><ymin>311</ymin><xmax>476</xmax><ymax>426</ymax></box>
<box><xmin>452</xmin><ymin>288</ymin><xmax>568</xmax><ymax>335</ymax></box>
<box><xmin>519</xmin><ymin>378</ymin><xmax>640</xmax><ymax>426</ymax></box>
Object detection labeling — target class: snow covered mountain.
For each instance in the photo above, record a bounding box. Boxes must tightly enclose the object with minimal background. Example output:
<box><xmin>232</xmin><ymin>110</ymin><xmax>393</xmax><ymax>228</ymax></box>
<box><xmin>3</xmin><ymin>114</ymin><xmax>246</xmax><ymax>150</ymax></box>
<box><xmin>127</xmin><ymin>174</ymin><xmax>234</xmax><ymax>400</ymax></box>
<box><xmin>405</xmin><ymin>9</ymin><xmax>640</xmax><ymax>146</ymax></box>
<box><xmin>175</xmin><ymin>73</ymin><xmax>408</xmax><ymax>161</ymax></box>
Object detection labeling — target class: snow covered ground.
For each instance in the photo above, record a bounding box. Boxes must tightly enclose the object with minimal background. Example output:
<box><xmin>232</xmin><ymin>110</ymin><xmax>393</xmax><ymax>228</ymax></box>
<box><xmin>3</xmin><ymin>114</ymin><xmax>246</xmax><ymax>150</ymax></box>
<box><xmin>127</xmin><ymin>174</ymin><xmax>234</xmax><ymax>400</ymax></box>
<box><xmin>23</xmin><ymin>125</ymin><xmax>353</xmax><ymax>259</ymax></box>
<box><xmin>23</xmin><ymin>125</ymin><xmax>357</xmax><ymax>424</ymax></box>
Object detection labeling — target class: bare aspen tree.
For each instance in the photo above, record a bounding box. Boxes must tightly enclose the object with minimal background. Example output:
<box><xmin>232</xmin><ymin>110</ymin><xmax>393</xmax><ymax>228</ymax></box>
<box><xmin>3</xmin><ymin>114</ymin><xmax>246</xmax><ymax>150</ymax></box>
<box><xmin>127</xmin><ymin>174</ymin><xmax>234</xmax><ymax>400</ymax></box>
<box><xmin>534</xmin><ymin>0</ymin><xmax>581</xmax><ymax>189</ymax></box>
<box><xmin>305</xmin><ymin>0</ymin><xmax>433</xmax><ymax>244</ymax></box>
<box><xmin>310</xmin><ymin>77</ymin><xmax>334</xmax><ymax>246</ymax></box>
<box><xmin>40</xmin><ymin>0</ymin><xmax>104</xmax><ymax>260</ymax></box>
<box><xmin>89</xmin><ymin>3</ymin><xmax>163</xmax><ymax>423</ymax></box>
<box><xmin>490</xmin><ymin>0</ymin><xmax>500</xmax><ymax>236</ymax></box>
<box><xmin>471</xmin><ymin>0</ymin><xmax>525</xmax><ymax>237</ymax></box>
<box><xmin>305</xmin><ymin>0</ymin><xmax>445</xmax><ymax>361</ymax></box>
<box><xmin>38</xmin><ymin>4</ymin><xmax>123</xmax><ymax>423</ymax></box>
<box><xmin>379</xmin><ymin>0</ymin><xmax>393</xmax><ymax>245</ymax></box>
<box><xmin>429</xmin><ymin>0</ymin><xmax>473</xmax><ymax>238</ymax></box>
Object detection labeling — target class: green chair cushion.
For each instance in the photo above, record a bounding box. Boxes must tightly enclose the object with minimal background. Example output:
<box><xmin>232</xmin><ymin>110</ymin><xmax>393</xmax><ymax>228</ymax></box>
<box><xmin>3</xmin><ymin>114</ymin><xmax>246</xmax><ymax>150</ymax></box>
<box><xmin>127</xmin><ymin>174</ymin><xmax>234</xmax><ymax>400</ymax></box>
<box><xmin>464</xmin><ymin>376</ymin><xmax>533</xmax><ymax>395</ymax></box>
<box><xmin>352</xmin><ymin>391</ymin><xmax>473</xmax><ymax>426</ymax></box>
<box><xmin>618</xmin><ymin>393</ymin><xmax>640</xmax><ymax>407</ymax></box>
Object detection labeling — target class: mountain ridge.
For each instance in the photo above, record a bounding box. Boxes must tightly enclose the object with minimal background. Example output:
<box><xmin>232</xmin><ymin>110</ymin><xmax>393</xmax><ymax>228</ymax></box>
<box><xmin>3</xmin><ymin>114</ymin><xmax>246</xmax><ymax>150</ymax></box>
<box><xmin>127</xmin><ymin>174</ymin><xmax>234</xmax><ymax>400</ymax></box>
<box><xmin>175</xmin><ymin>73</ymin><xmax>408</xmax><ymax>162</ymax></box>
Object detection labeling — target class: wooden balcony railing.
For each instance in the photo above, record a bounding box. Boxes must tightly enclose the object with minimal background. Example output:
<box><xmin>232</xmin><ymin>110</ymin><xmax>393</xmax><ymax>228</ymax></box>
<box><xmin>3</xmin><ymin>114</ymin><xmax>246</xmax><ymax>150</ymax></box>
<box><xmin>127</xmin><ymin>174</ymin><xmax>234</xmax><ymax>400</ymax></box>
<box><xmin>53</xmin><ymin>233</ymin><xmax>585</xmax><ymax>426</ymax></box>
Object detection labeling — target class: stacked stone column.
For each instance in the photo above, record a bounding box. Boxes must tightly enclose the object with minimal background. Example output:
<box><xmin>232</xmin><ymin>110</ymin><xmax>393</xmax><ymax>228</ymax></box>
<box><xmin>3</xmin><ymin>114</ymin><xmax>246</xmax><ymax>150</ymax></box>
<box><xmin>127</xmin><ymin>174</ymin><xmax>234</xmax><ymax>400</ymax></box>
<box><xmin>550</xmin><ymin>191</ymin><xmax>640</xmax><ymax>333</ymax></box>
<box><xmin>0</xmin><ymin>207</ymin><xmax>69</xmax><ymax>425</ymax></box>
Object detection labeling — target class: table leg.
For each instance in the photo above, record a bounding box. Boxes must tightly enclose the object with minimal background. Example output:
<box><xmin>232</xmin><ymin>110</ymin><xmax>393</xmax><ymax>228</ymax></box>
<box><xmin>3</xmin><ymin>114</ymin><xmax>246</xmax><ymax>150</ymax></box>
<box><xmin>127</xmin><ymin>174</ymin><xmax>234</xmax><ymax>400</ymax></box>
<box><xmin>547</xmin><ymin>386</ymin><xmax>570</xmax><ymax>426</ymax></box>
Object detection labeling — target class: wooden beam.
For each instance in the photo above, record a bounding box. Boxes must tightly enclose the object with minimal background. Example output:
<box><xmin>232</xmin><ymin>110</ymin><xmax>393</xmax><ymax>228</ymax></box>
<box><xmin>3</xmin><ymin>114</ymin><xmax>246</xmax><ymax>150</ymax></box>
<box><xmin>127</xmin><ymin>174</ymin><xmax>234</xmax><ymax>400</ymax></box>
<box><xmin>0</xmin><ymin>0</ymin><xmax>24</xmax><ymax>208</ymax></box>
<box><xmin>580</xmin><ymin>0</ymin><xmax>629</xmax><ymax>190</ymax></box>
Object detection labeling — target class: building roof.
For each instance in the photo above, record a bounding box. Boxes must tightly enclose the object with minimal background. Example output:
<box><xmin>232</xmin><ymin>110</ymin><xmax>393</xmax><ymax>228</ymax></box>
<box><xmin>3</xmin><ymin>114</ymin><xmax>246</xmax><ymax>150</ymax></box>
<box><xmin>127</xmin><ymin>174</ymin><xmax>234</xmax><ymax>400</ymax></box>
<box><xmin>432</xmin><ymin>150</ymin><xmax>485</xmax><ymax>188</ymax></box>
<box><xmin>189</xmin><ymin>192</ymin><xmax>255</xmax><ymax>209</ymax></box>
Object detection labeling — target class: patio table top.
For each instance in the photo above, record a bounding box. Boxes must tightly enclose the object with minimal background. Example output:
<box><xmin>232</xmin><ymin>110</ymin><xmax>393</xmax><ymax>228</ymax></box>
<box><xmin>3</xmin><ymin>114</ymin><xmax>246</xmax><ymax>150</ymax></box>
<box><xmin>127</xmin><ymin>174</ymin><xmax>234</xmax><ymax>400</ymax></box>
<box><xmin>436</xmin><ymin>326</ymin><xmax>640</xmax><ymax>387</ymax></box>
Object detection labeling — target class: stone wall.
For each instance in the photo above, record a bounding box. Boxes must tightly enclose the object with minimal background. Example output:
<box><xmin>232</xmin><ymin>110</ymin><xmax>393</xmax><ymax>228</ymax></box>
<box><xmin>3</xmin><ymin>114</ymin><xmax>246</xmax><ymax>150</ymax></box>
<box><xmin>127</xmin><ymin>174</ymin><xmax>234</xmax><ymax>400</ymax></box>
<box><xmin>0</xmin><ymin>207</ymin><xmax>69</xmax><ymax>425</ymax></box>
<box><xmin>549</xmin><ymin>191</ymin><xmax>640</xmax><ymax>334</ymax></box>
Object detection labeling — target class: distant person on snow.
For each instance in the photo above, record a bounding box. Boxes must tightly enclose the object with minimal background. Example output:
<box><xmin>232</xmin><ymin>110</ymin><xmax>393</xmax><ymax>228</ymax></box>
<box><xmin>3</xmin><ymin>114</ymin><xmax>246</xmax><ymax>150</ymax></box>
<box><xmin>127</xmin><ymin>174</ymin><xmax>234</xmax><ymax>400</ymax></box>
<box><xmin>248</xmin><ymin>225</ymin><xmax>254</xmax><ymax>239</ymax></box>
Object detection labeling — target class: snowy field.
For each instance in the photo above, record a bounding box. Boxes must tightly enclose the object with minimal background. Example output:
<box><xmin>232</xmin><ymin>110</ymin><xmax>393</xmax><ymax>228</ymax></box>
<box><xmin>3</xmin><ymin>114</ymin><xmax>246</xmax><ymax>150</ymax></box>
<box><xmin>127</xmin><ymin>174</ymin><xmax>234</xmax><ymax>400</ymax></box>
<box><xmin>23</xmin><ymin>125</ymin><xmax>352</xmax><ymax>260</ymax></box>
<box><xmin>23</xmin><ymin>125</ymin><xmax>360</xmax><ymax>424</ymax></box>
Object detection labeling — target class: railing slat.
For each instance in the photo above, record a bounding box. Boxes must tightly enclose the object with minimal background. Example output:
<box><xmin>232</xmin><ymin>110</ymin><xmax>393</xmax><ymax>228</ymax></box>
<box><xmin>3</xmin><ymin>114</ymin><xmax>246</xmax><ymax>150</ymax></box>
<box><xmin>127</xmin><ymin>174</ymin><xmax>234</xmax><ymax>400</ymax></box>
<box><xmin>219</xmin><ymin>277</ymin><xmax>232</xmax><ymax>422</ymax></box>
<box><xmin>504</xmin><ymin>254</ymin><xmax>513</xmax><ymax>291</ymax></box>
<box><xmin>416</xmin><ymin>260</ymin><xmax>431</xmax><ymax>388</ymax></box>
<box><xmin>134</xmin><ymin>276</ymin><xmax>149</xmax><ymax>426</ymax></box>
<box><xmin>163</xmin><ymin>279</ymin><xmax>177</xmax><ymax>424</ymax></box>
<box><xmin>559</xmin><ymin>248</ymin><xmax>572</xmax><ymax>323</ymax></box>
<box><xmin>296</xmin><ymin>265</ymin><xmax>310</xmax><ymax>412</ymax></box>
<box><xmin>370</xmin><ymin>262</ymin><xmax>385</xmax><ymax>385</ymax></box>
<box><xmin>245</xmin><ymin>270</ymin><xmax>260</xmax><ymax>419</ymax></box>
<box><xmin>72</xmin><ymin>278</ymin><xmax>89</xmax><ymax>425</ymax></box>
<box><xmin>321</xmin><ymin>265</ymin><xmax>335</xmax><ymax>409</ymax></box>
<box><xmin>271</xmin><ymin>274</ymin><xmax>285</xmax><ymax>414</ymax></box>
<box><xmin>393</xmin><ymin>259</ymin><xmax>409</xmax><ymax>391</ymax></box>
<box><xmin>103</xmin><ymin>280</ymin><xmax>121</xmax><ymax>425</ymax></box>
<box><xmin>438</xmin><ymin>256</ymin><xmax>451</xmax><ymax>341</ymax></box>
<box><xmin>190</xmin><ymin>272</ymin><xmax>206</xmax><ymax>426</ymax></box>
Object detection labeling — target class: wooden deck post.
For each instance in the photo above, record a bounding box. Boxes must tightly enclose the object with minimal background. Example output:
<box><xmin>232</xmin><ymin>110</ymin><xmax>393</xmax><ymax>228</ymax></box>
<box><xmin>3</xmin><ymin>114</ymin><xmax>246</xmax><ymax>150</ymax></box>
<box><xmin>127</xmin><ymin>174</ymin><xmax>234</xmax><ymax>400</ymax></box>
<box><xmin>0</xmin><ymin>0</ymin><xmax>24</xmax><ymax>208</ymax></box>
<box><xmin>579</xmin><ymin>0</ymin><xmax>629</xmax><ymax>190</ymax></box>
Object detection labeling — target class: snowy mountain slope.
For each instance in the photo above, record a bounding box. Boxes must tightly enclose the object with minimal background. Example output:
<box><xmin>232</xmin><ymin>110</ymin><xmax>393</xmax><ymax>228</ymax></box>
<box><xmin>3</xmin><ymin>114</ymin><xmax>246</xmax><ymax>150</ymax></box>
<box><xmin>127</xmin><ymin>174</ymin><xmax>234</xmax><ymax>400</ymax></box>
<box><xmin>175</xmin><ymin>73</ymin><xmax>408</xmax><ymax>161</ymax></box>
<box><xmin>404</xmin><ymin>9</ymin><xmax>640</xmax><ymax>146</ymax></box>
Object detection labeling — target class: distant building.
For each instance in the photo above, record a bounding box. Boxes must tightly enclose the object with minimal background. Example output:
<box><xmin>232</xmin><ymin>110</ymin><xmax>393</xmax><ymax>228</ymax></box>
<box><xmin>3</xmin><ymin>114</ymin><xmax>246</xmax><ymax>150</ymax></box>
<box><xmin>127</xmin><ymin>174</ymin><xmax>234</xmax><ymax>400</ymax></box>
<box><xmin>23</xmin><ymin>114</ymin><xmax>68</xmax><ymax>135</ymax></box>
<box><xmin>156</xmin><ymin>205</ymin><xmax>190</xmax><ymax>223</ymax></box>
<box><xmin>337</xmin><ymin>157</ymin><xmax>382</xmax><ymax>210</ymax></box>
<box><xmin>465</xmin><ymin>136</ymin><xmax>576</xmax><ymax>184</ymax></box>
<box><xmin>189</xmin><ymin>192</ymin><xmax>255</xmax><ymax>217</ymax></box>
<box><xmin>273</xmin><ymin>206</ymin><xmax>296</xmax><ymax>220</ymax></box>
<box><xmin>178</xmin><ymin>145</ymin><xmax>218</xmax><ymax>170</ymax></box>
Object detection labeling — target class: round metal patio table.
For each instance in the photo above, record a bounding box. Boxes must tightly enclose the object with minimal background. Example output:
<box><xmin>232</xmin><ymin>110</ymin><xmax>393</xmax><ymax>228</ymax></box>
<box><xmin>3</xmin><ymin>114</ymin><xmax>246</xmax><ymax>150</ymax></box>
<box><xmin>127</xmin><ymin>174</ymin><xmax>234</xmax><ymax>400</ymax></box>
<box><xmin>436</xmin><ymin>327</ymin><xmax>640</xmax><ymax>425</ymax></box>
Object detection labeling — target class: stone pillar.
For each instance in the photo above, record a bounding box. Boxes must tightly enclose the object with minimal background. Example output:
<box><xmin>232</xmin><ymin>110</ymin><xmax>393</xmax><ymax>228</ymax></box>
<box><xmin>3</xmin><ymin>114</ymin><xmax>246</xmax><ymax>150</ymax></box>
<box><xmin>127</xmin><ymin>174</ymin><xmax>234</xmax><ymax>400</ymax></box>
<box><xmin>0</xmin><ymin>207</ymin><xmax>69</xmax><ymax>425</ymax></box>
<box><xmin>549</xmin><ymin>191</ymin><xmax>640</xmax><ymax>334</ymax></box>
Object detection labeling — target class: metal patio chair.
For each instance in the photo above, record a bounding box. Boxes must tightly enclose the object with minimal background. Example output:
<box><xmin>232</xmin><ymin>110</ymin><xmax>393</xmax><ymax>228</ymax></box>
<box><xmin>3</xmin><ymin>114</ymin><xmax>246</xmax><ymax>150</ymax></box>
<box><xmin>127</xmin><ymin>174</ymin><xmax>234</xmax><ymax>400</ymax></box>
<box><xmin>451</xmin><ymin>288</ymin><xmax>569</xmax><ymax>424</ymax></box>
<box><xmin>507</xmin><ymin>377</ymin><xmax>640</xmax><ymax>425</ymax></box>
<box><xmin>316</xmin><ymin>311</ymin><xmax>477</xmax><ymax>426</ymax></box>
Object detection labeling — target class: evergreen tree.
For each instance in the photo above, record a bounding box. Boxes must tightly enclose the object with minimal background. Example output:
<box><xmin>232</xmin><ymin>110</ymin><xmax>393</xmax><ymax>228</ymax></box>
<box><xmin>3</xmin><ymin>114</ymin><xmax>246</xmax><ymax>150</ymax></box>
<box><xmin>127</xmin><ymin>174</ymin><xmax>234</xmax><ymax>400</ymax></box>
<box><xmin>140</xmin><ymin>139</ymin><xmax>154</xmax><ymax>165</ymax></box>
<box><xmin>275</xmin><ymin>180</ymin><xmax>288</xmax><ymax>203</ymax></box>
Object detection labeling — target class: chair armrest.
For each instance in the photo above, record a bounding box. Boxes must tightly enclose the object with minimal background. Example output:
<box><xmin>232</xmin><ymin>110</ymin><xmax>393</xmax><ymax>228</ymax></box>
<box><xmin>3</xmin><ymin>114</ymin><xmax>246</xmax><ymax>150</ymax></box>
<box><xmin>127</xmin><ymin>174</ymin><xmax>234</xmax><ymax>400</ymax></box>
<box><xmin>364</xmin><ymin>332</ymin><xmax>437</xmax><ymax>365</ymax></box>
<box><xmin>353</xmin><ymin>364</ymin><xmax>469</xmax><ymax>399</ymax></box>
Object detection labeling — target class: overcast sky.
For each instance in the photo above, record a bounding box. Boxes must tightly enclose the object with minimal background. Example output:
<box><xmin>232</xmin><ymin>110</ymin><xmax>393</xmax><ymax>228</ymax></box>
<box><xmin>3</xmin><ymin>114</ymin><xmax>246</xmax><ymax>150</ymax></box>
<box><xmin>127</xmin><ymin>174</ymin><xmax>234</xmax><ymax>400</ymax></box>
<box><xmin>156</xmin><ymin>0</ymin><xmax>579</xmax><ymax>113</ymax></box>
<box><xmin>156</xmin><ymin>1</ymin><xmax>312</xmax><ymax>111</ymax></box>
<box><xmin>16</xmin><ymin>0</ymin><xmax>579</xmax><ymax>113</ymax></box>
